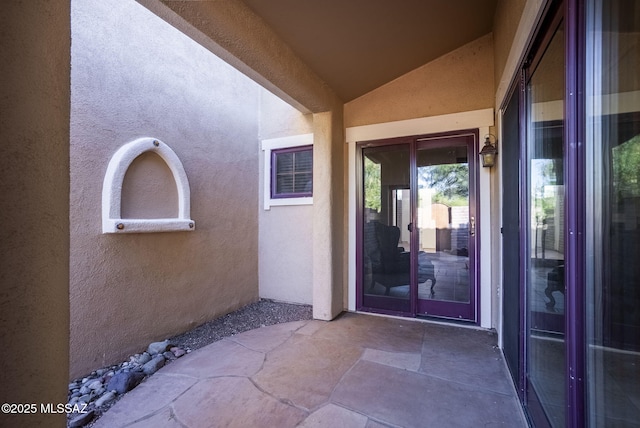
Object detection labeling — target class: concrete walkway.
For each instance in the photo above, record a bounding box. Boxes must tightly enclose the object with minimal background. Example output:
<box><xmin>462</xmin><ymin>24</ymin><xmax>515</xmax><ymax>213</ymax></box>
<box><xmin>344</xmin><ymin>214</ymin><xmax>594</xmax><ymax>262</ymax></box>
<box><xmin>94</xmin><ymin>312</ymin><xmax>527</xmax><ymax>427</ymax></box>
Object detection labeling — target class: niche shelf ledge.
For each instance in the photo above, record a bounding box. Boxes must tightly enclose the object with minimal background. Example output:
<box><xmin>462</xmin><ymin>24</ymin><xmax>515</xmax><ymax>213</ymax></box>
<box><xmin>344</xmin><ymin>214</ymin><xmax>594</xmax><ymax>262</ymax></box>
<box><xmin>102</xmin><ymin>137</ymin><xmax>195</xmax><ymax>234</ymax></box>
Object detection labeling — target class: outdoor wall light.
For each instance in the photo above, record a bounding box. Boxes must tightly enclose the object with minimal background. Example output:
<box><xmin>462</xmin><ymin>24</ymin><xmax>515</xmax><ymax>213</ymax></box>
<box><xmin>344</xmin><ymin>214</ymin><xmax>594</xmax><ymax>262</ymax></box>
<box><xmin>479</xmin><ymin>134</ymin><xmax>498</xmax><ymax>168</ymax></box>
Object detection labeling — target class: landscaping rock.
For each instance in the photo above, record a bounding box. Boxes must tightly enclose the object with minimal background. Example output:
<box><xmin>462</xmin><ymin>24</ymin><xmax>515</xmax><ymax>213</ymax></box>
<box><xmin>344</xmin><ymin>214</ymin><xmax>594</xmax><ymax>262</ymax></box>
<box><xmin>95</xmin><ymin>391</ymin><xmax>116</xmax><ymax>407</ymax></box>
<box><xmin>136</xmin><ymin>352</ymin><xmax>152</xmax><ymax>365</ymax></box>
<box><xmin>147</xmin><ymin>340</ymin><xmax>171</xmax><ymax>355</ymax></box>
<box><xmin>88</xmin><ymin>380</ymin><xmax>103</xmax><ymax>390</ymax></box>
<box><xmin>142</xmin><ymin>355</ymin><xmax>165</xmax><ymax>375</ymax></box>
<box><xmin>106</xmin><ymin>371</ymin><xmax>144</xmax><ymax>394</ymax></box>
<box><xmin>171</xmin><ymin>347</ymin><xmax>186</xmax><ymax>358</ymax></box>
<box><xmin>66</xmin><ymin>300</ymin><xmax>312</xmax><ymax>426</ymax></box>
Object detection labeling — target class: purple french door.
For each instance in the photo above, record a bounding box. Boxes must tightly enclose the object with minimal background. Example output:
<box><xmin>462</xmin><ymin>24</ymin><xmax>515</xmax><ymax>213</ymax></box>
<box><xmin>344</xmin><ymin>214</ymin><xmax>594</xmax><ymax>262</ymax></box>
<box><xmin>357</xmin><ymin>131</ymin><xmax>478</xmax><ymax>322</ymax></box>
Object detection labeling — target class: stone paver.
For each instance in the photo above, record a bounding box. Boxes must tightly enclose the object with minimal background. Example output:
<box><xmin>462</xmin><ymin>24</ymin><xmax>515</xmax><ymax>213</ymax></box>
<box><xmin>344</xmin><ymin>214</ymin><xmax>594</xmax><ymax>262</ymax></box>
<box><xmin>333</xmin><ymin>360</ymin><xmax>524</xmax><ymax>428</ymax></box>
<box><xmin>298</xmin><ymin>404</ymin><xmax>369</xmax><ymax>427</ymax></box>
<box><xmin>419</xmin><ymin>324</ymin><xmax>514</xmax><ymax>395</ymax></box>
<box><xmin>94</xmin><ymin>313</ymin><xmax>528</xmax><ymax>428</ymax></box>
<box><xmin>160</xmin><ymin>339</ymin><xmax>264</xmax><ymax>379</ymax></box>
<box><xmin>227</xmin><ymin>320</ymin><xmax>308</xmax><ymax>353</ymax></box>
<box><xmin>94</xmin><ymin>373</ymin><xmax>196</xmax><ymax>427</ymax></box>
<box><xmin>362</xmin><ymin>348</ymin><xmax>421</xmax><ymax>372</ymax></box>
<box><xmin>172</xmin><ymin>377</ymin><xmax>307</xmax><ymax>427</ymax></box>
<box><xmin>253</xmin><ymin>333</ymin><xmax>363</xmax><ymax>410</ymax></box>
<box><xmin>127</xmin><ymin>407</ymin><xmax>182</xmax><ymax>428</ymax></box>
<box><xmin>313</xmin><ymin>312</ymin><xmax>425</xmax><ymax>353</ymax></box>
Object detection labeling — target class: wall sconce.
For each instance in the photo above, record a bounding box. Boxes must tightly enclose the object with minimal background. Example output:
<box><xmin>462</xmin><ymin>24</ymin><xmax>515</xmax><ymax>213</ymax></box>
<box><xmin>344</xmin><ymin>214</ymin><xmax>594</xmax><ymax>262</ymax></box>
<box><xmin>479</xmin><ymin>134</ymin><xmax>498</xmax><ymax>168</ymax></box>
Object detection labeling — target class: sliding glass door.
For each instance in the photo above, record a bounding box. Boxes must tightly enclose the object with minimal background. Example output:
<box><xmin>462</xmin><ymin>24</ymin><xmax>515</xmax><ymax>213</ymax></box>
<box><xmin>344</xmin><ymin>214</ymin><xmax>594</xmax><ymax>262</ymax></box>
<box><xmin>415</xmin><ymin>136</ymin><xmax>476</xmax><ymax>321</ymax></box>
<box><xmin>360</xmin><ymin>143</ymin><xmax>412</xmax><ymax>314</ymax></box>
<box><xmin>525</xmin><ymin>13</ymin><xmax>567</xmax><ymax>427</ymax></box>
<box><xmin>358</xmin><ymin>133</ymin><xmax>478</xmax><ymax>321</ymax></box>
<box><xmin>585</xmin><ymin>0</ymin><xmax>640</xmax><ymax>425</ymax></box>
<box><xmin>506</xmin><ymin>0</ymin><xmax>640</xmax><ymax>425</ymax></box>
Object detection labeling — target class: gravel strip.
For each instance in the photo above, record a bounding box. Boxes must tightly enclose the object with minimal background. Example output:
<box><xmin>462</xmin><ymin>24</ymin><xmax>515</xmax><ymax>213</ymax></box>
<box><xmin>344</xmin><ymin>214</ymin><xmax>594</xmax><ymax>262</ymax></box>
<box><xmin>168</xmin><ymin>299</ymin><xmax>313</xmax><ymax>350</ymax></box>
<box><xmin>72</xmin><ymin>299</ymin><xmax>312</xmax><ymax>427</ymax></box>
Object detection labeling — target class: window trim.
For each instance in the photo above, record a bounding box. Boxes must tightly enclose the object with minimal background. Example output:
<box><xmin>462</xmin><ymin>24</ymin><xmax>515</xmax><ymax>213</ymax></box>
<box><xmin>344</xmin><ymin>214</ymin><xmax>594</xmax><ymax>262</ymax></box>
<box><xmin>261</xmin><ymin>134</ymin><xmax>313</xmax><ymax>210</ymax></box>
<box><xmin>271</xmin><ymin>145</ymin><xmax>313</xmax><ymax>199</ymax></box>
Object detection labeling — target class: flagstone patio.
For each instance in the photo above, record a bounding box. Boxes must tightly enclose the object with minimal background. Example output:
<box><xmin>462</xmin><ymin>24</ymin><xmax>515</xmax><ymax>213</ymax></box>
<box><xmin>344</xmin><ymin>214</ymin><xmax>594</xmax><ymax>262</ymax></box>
<box><xmin>93</xmin><ymin>312</ymin><xmax>527</xmax><ymax>427</ymax></box>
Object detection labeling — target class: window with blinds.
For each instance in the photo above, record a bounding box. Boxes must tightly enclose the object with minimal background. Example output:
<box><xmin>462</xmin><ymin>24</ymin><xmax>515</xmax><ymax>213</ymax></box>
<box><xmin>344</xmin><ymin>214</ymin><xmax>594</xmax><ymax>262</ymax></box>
<box><xmin>271</xmin><ymin>145</ymin><xmax>313</xmax><ymax>198</ymax></box>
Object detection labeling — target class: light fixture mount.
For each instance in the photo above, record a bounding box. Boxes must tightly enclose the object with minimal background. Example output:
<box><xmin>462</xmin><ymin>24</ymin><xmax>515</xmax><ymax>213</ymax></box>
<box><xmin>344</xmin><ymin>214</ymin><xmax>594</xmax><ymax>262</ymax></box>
<box><xmin>479</xmin><ymin>134</ymin><xmax>498</xmax><ymax>168</ymax></box>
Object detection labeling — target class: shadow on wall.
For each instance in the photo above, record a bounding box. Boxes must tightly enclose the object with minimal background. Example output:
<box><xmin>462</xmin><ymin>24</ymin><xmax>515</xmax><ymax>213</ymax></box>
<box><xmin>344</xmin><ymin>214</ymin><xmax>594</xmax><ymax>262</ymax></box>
<box><xmin>69</xmin><ymin>0</ymin><xmax>263</xmax><ymax>378</ymax></box>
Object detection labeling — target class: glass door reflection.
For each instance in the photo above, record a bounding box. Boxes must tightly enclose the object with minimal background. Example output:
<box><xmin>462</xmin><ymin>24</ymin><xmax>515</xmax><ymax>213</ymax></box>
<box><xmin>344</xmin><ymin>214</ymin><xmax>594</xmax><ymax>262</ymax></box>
<box><xmin>361</xmin><ymin>144</ymin><xmax>412</xmax><ymax>314</ymax></box>
<box><xmin>416</xmin><ymin>143</ymin><xmax>474</xmax><ymax>321</ymax></box>
<box><xmin>525</xmin><ymin>18</ymin><xmax>566</xmax><ymax>427</ymax></box>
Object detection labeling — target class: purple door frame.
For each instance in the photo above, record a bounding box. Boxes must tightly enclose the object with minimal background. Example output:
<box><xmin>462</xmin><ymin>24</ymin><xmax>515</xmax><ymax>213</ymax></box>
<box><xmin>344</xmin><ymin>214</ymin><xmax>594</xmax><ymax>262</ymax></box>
<box><xmin>355</xmin><ymin>130</ymin><xmax>480</xmax><ymax>322</ymax></box>
<box><xmin>515</xmin><ymin>0</ymin><xmax>586</xmax><ymax>426</ymax></box>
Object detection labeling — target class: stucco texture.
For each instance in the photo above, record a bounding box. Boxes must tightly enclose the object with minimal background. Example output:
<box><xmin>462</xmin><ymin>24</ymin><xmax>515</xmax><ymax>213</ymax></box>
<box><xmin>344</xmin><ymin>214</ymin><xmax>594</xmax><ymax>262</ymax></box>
<box><xmin>0</xmin><ymin>1</ymin><xmax>70</xmax><ymax>426</ymax></box>
<box><xmin>258</xmin><ymin>91</ymin><xmax>314</xmax><ymax>304</ymax></box>
<box><xmin>344</xmin><ymin>34</ymin><xmax>495</xmax><ymax>127</ymax></box>
<box><xmin>70</xmin><ymin>0</ymin><xmax>260</xmax><ymax>378</ymax></box>
<box><xmin>493</xmin><ymin>0</ymin><xmax>527</xmax><ymax>92</ymax></box>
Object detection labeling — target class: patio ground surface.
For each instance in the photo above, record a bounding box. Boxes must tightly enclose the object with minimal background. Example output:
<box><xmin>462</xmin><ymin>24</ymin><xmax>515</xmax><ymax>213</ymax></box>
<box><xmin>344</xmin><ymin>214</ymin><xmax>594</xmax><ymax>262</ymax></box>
<box><xmin>94</xmin><ymin>312</ymin><xmax>527</xmax><ymax>427</ymax></box>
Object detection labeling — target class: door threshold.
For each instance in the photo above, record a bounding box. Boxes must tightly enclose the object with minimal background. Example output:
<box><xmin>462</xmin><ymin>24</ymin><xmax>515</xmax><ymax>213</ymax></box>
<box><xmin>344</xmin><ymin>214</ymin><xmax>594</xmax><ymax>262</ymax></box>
<box><xmin>351</xmin><ymin>309</ymin><xmax>488</xmax><ymax>332</ymax></box>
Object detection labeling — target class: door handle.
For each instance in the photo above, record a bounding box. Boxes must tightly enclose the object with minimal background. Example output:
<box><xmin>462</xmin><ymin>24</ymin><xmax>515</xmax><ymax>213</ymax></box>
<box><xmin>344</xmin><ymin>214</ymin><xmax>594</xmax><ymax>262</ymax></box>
<box><xmin>408</xmin><ymin>223</ymin><xmax>413</xmax><ymax>232</ymax></box>
<box><xmin>470</xmin><ymin>216</ymin><xmax>475</xmax><ymax>236</ymax></box>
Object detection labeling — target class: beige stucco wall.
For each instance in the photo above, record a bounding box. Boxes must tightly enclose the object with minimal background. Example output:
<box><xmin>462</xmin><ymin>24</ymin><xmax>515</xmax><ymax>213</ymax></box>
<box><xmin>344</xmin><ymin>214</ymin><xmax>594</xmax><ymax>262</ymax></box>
<box><xmin>0</xmin><ymin>2</ymin><xmax>70</xmax><ymax>426</ymax></box>
<box><xmin>140</xmin><ymin>0</ymin><xmax>346</xmax><ymax>321</ymax></box>
<box><xmin>313</xmin><ymin>109</ymin><xmax>346</xmax><ymax>319</ymax></box>
<box><xmin>492</xmin><ymin>0</ymin><xmax>546</xmax><ymax>335</ymax></box>
<box><xmin>344</xmin><ymin>34</ymin><xmax>495</xmax><ymax>128</ymax></box>
<box><xmin>493</xmin><ymin>0</ymin><xmax>528</xmax><ymax>94</ymax></box>
<box><xmin>258</xmin><ymin>90</ymin><xmax>314</xmax><ymax>304</ymax></box>
<box><xmin>494</xmin><ymin>0</ymin><xmax>546</xmax><ymax>108</ymax></box>
<box><xmin>70</xmin><ymin>0</ymin><xmax>261</xmax><ymax>378</ymax></box>
<box><xmin>121</xmin><ymin>152</ymin><xmax>180</xmax><ymax>219</ymax></box>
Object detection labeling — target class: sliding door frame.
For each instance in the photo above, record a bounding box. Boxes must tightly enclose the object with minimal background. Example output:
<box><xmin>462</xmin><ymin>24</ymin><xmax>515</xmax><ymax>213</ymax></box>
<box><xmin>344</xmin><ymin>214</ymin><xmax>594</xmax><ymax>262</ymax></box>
<box><xmin>506</xmin><ymin>0</ymin><xmax>586</xmax><ymax>426</ymax></box>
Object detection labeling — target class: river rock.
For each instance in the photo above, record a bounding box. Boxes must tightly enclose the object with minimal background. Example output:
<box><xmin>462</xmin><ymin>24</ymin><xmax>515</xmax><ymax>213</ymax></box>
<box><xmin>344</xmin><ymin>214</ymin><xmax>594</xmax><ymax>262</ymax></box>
<box><xmin>95</xmin><ymin>391</ymin><xmax>116</xmax><ymax>407</ymax></box>
<box><xmin>142</xmin><ymin>355</ymin><xmax>165</xmax><ymax>375</ymax></box>
<box><xmin>136</xmin><ymin>352</ymin><xmax>152</xmax><ymax>365</ymax></box>
<box><xmin>171</xmin><ymin>347</ymin><xmax>186</xmax><ymax>358</ymax></box>
<box><xmin>88</xmin><ymin>380</ymin><xmax>103</xmax><ymax>390</ymax></box>
<box><xmin>147</xmin><ymin>340</ymin><xmax>171</xmax><ymax>355</ymax></box>
<box><xmin>107</xmin><ymin>371</ymin><xmax>145</xmax><ymax>394</ymax></box>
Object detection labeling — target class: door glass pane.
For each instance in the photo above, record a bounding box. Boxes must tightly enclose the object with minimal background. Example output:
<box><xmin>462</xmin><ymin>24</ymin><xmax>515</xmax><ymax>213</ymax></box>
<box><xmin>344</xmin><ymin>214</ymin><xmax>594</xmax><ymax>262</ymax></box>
<box><xmin>586</xmin><ymin>1</ymin><xmax>640</xmax><ymax>425</ymax></box>
<box><xmin>527</xmin><ymin>21</ymin><xmax>566</xmax><ymax>427</ymax></box>
<box><xmin>362</xmin><ymin>146</ymin><xmax>411</xmax><ymax>310</ymax></box>
<box><xmin>417</xmin><ymin>145</ymin><xmax>469</xmax><ymax>304</ymax></box>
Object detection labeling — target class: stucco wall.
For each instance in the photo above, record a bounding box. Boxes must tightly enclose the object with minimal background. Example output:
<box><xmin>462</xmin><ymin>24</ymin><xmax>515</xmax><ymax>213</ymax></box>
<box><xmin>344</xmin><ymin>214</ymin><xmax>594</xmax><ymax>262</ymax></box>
<box><xmin>0</xmin><ymin>2</ymin><xmax>70</xmax><ymax>425</ymax></box>
<box><xmin>70</xmin><ymin>0</ymin><xmax>260</xmax><ymax>378</ymax></box>
<box><xmin>121</xmin><ymin>152</ymin><xmax>179</xmax><ymax>219</ymax></box>
<box><xmin>493</xmin><ymin>0</ymin><xmax>527</xmax><ymax>94</ymax></box>
<box><xmin>344</xmin><ymin>34</ymin><xmax>495</xmax><ymax>127</ymax></box>
<box><xmin>258</xmin><ymin>90</ymin><xmax>314</xmax><ymax>304</ymax></box>
<box><xmin>140</xmin><ymin>0</ymin><xmax>346</xmax><ymax>321</ymax></box>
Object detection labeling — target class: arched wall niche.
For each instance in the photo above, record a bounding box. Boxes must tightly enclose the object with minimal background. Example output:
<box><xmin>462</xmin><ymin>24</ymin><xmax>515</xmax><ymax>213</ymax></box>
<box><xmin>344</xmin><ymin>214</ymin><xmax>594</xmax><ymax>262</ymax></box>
<box><xmin>102</xmin><ymin>137</ymin><xmax>195</xmax><ymax>233</ymax></box>
<box><xmin>121</xmin><ymin>151</ymin><xmax>179</xmax><ymax>219</ymax></box>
